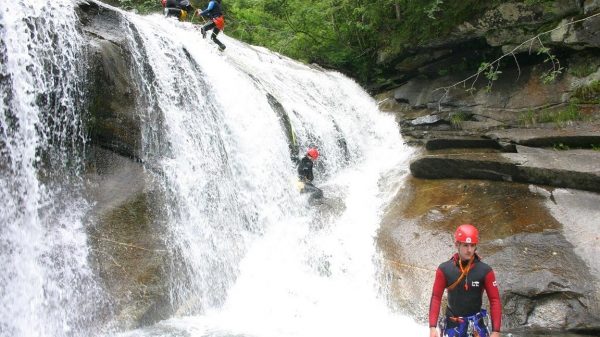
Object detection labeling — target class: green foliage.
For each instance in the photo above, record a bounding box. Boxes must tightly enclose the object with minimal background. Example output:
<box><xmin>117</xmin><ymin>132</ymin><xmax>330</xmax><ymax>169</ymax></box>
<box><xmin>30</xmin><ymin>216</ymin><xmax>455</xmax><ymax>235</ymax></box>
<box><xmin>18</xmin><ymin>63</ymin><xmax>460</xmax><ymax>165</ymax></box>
<box><xmin>591</xmin><ymin>144</ymin><xmax>600</xmax><ymax>151</ymax></box>
<box><xmin>518</xmin><ymin>110</ymin><xmax>536</xmax><ymax>126</ymax></box>
<box><xmin>115</xmin><ymin>0</ymin><xmax>162</xmax><ymax>13</ymax></box>
<box><xmin>518</xmin><ymin>104</ymin><xmax>582</xmax><ymax>126</ymax></box>
<box><xmin>571</xmin><ymin>80</ymin><xmax>600</xmax><ymax>104</ymax></box>
<box><xmin>568</xmin><ymin>60</ymin><xmax>600</xmax><ymax>77</ymax></box>
<box><xmin>553</xmin><ymin>143</ymin><xmax>569</xmax><ymax>151</ymax></box>
<box><xmin>426</xmin><ymin>0</ymin><xmax>444</xmax><ymax>19</ymax></box>
<box><xmin>224</xmin><ymin>0</ymin><xmax>500</xmax><ymax>83</ymax></box>
<box><xmin>478</xmin><ymin>61</ymin><xmax>502</xmax><ymax>92</ymax></box>
<box><xmin>548</xmin><ymin>104</ymin><xmax>581</xmax><ymax>125</ymax></box>
<box><xmin>568</xmin><ymin>63</ymin><xmax>598</xmax><ymax>78</ymax></box>
<box><xmin>450</xmin><ymin>111</ymin><xmax>470</xmax><ymax>128</ymax></box>
<box><xmin>523</xmin><ymin>0</ymin><xmax>554</xmax><ymax>5</ymax></box>
<box><xmin>537</xmin><ymin>46</ymin><xmax>563</xmax><ymax>84</ymax></box>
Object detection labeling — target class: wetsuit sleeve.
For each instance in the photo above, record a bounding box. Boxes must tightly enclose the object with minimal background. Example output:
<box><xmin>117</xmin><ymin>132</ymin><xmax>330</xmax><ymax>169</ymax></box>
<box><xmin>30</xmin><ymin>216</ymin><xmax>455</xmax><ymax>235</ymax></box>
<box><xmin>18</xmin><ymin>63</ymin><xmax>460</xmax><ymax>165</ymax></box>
<box><xmin>484</xmin><ymin>270</ymin><xmax>502</xmax><ymax>332</ymax></box>
<box><xmin>200</xmin><ymin>1</ymin><xmax>215</xmax><ymax>16</ymax></box>
<box><xmin>429</xmin><ymin>267</ymin><xmax>446</xmax><ymax>327</ymax></box>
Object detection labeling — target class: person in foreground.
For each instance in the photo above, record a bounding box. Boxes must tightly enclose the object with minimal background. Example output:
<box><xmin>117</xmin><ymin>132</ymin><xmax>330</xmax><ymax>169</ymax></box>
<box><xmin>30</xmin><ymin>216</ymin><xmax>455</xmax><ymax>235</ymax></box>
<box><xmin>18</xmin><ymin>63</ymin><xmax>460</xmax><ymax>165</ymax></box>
<box><xmin>297</xmin><ymin>147</ymin><xmax>323</xmax><ymax>200</ymax></box>
<box><xmin>428</xmin><ymin>224</ymin><xmax>502</xmax><ymax>337</ymax></box>
<box><xmin>197</xmin><ymin>0</ymin><xmax>226</xmax><ymax>51</ymax></box>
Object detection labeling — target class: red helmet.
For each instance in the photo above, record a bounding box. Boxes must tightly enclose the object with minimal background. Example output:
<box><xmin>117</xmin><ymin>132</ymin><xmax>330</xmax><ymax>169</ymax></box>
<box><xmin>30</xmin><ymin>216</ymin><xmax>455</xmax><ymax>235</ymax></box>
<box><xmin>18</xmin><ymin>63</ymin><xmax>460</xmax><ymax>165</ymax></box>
<box><xmin>307</xmin><ymin>148</ymin><xmax>319</xmax><ymax>160</ymax></box>
<box><xmin>454</xmin><ymin>224</ymin><xmax>479</xmax><ymax>244</ymax></box>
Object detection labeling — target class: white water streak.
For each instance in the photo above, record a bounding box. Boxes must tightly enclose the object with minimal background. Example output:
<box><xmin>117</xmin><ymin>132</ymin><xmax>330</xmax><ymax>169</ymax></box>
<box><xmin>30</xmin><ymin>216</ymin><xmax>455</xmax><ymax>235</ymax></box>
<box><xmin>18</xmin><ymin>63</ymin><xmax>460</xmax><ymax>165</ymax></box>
<box><xmin>0</xmin><ymin>1</ymin><xmax>107</xmax><ymax>337</ymax></box>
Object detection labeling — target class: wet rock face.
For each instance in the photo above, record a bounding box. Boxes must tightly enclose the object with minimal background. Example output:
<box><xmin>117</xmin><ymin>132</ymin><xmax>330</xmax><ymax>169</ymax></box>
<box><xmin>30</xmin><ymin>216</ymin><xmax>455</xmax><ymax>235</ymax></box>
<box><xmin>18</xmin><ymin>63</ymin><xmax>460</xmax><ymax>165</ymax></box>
<box><xmin>78</xmin><ymin>1</ymin><xmax>141</xmax><ymax>159</ymax></box>
<box><xmin>377</xmin><ymin>177</ymin><xmax>600</xmax><ymax>333</ymax></box>
<box><xmin>76</xmin><ymin>2</ymin><xmax>177</xmax><ymax>328</ymax></box>
<box><xmin>85</xmin><ymin>147</ymin><xmax>175</xmax><ymax>329</ymax></box>
<box><xmin>487</xmin><ymin>231</ymin><xmax>599</xmax><ymax>332</ymax></box>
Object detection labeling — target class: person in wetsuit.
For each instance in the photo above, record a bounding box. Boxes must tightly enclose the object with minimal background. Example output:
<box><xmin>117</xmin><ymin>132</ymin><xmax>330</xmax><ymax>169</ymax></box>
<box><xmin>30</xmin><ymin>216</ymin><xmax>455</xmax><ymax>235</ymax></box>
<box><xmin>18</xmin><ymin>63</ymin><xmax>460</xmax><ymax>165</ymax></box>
<box><xmin>197</xmin><ymin>0</ymin><xmax>226</xmax><ymax>51</ymax></box>
<box><xmin>297</xmin><ymin>147</ymin><xmax>323</xmax><ymax>200</ymax></box>
<box><xmin>429</xmin><ymin>224</ymin><xmax>502</xmax><ymax>337</ymax></box>
<box><xmin>162</xmin><ymin>0</ymin><xmax>194</xmax><ymax>21</ymax></box>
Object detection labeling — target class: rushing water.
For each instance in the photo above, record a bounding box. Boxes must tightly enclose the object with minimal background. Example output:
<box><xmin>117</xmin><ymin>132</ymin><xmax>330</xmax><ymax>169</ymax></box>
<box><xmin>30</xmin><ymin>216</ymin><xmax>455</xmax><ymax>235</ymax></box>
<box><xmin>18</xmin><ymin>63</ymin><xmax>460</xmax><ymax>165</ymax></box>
<box><xmin>0</xmin><ymin>1</ymin><xmax>109</xmax><ymax>336</ymax></box>
<box><xmin>1</xmin><ymin>1</ymin><xmax>423</xmax><ymax>337</ymax></box>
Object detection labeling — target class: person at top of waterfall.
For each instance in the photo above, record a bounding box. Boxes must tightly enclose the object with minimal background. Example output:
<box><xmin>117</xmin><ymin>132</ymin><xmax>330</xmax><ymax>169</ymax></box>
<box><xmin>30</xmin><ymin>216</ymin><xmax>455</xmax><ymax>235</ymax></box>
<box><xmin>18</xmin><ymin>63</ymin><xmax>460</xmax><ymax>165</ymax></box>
<box><xmin>428</xmin><ymin>224</ymin><xmax>502</xmax><ymax>337</ymax></box>
<box><xmin>161</xmin><ymin>0</ymin><xmax>194</xmax><ymax>21</ymax></box>
<box><xmin>297</xmin><ymin>147</ymin><xmax>323</xmax><ymax>199</ymax></box>
<box><xmin>197</xmin><ymin>0</ymin><xmax>227</xmax><ymax>51</ymax></box>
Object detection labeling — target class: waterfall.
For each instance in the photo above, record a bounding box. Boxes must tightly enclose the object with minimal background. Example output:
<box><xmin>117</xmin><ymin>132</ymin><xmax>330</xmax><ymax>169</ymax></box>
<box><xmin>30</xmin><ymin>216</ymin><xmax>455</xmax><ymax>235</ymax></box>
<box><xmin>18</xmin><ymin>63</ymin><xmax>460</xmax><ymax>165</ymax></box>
<box><xmin>0</xmin><ymin>1</ymin><xmax>110</xmax><ymax>337</ymax></box>
<box><xmin>1</xmin><ymin>1</ymin><xmax>424</xmax><ymax>336</ymax></box>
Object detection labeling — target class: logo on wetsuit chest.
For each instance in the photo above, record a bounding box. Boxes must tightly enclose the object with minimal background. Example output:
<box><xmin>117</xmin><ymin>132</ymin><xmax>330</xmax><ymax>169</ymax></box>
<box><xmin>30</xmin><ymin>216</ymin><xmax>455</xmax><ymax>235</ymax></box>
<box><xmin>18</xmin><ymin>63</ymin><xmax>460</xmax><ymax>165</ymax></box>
<box><xmin>471</xmin><ymin>281</ymin><xmax>480</xmax><ymax>287</ymax></box>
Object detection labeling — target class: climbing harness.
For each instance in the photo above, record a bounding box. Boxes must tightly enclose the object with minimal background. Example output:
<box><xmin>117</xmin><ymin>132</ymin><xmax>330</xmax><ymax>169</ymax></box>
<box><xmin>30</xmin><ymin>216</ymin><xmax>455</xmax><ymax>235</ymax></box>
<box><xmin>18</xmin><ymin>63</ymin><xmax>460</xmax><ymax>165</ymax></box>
<box><xmin>440</xmin><ymin>310</ymin><xmax>490</xmax><ymax>337</ymax></box>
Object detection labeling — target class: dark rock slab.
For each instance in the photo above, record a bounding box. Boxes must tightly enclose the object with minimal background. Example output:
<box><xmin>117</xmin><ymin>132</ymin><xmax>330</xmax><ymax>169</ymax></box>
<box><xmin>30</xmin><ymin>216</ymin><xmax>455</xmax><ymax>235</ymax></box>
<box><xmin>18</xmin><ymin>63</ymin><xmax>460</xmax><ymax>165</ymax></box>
<box><xmin>409</xmin><ymin>149</ymin><xmax>600</xmax><ymax>192</ymax></box>
<box><xmin>425</xmin><ymin>137</ymin><xmax>504</xmax><ymax>150</ymax></box>
<box><xmin>486</xmin><ymin>127</ymin><xmax>600</xmax><ymax>148</ymax></box>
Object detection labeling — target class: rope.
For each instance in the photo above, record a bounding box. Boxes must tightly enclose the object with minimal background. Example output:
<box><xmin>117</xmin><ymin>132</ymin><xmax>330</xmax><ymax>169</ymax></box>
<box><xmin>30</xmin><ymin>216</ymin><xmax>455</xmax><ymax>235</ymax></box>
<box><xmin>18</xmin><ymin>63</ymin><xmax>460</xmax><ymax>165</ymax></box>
<box><xmin>384</xmin><ymin>258</ymin><xmax>436</xmax><ymax>272</ymax></box>
<box><xmin>447</xmin><ymin>255</ymin><xmax>474</xmax><ymax>291</ymax></box>
<box><xmin>90</xmin><ymin>235</ymin><xmax>167</xmax><ymax>253</ymax></box>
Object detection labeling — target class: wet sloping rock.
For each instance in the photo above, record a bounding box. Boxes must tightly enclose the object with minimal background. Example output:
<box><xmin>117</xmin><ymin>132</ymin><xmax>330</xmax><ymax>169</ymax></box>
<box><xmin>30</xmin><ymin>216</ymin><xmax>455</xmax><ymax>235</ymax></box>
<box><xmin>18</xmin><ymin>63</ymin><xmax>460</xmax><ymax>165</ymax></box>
<box><xmin>79</xmin><ymin>1</ymin><xmax>142</xmax><ymax>159</ymax></box>
<box><xmin>409</xmin><ymin>148</ymin><xmax>600</xmax><ymax>192</ymax></box>
<box><xmin>77</xmin><ymin>1</ymin><xmax>178</xmax><ymax>328</ymax></box>
<box><xmin>85</xmin><ymin>147</ymin><xmax>174</xmax><ymax>328</ymax></box>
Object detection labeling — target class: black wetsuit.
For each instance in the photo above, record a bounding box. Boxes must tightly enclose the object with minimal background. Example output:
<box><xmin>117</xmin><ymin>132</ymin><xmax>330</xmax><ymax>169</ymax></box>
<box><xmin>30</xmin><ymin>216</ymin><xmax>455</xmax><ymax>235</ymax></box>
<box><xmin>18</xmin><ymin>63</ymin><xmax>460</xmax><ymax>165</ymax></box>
<box><xmin>165</xmin><ymin>0</ymin><xmax>193</xmax><ymax>19</ymax></box>
<box><xmin>297</xmin><ymin>155</ymin><xmax>314</xmax><ymax>182</ymax></box>
<box><xmin>297</xmin><ymin>156</ymin><xmax>322</xmax><ymax>200</ymax></box>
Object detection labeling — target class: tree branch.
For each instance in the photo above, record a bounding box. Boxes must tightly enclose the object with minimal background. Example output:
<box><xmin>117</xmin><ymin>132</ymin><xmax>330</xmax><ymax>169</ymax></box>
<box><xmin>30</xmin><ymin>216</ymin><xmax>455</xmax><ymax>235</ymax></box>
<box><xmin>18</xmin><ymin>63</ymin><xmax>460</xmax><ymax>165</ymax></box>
<box><xmin>433</xmin><ymin>12</ymin><xmax>600</xmax><ymax>107</ymax></box>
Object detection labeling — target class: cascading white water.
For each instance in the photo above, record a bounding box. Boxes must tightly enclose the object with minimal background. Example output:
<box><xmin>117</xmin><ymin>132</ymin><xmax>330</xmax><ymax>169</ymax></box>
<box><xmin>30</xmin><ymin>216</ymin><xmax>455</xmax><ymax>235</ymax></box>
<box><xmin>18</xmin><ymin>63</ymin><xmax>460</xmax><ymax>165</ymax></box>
<box><xmin>1</xmin><ymin>1</ymin><xmax>425</xmax><ymax>336</ymax></box>
<box><xmin>114</xmin><ymin>9</ymin><xmax>425</xmax><ymax>337</ymax></box>
<box><xmin>0</xmin><ymin>1</ymin><xmax>110</xmax><ymax>337</ymax></box>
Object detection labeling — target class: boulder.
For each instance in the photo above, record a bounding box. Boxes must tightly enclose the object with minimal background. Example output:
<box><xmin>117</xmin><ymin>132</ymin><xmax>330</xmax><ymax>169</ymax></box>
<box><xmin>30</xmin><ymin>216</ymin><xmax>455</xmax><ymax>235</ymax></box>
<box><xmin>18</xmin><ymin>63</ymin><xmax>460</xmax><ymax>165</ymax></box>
<box><xmin>487</xmin><ymin>230</ymin><xmax>600</xmax><ymax>332</ymax></box>
<box><xmin>551</xmin><ymin>15</ymin><xmax>600</xmax><ymax>50</ymax></box>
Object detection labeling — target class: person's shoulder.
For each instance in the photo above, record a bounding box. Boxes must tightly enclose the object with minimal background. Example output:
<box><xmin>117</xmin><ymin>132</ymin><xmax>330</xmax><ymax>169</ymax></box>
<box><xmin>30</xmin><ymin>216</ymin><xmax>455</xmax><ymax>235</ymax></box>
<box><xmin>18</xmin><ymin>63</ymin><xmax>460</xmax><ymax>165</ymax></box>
<box><xmin>438</xmin><ymin>257</ymin><xmax>455</xmax><ymax>269</ymax></box>
<box><xmin>475</xmin><ymin>257</ymin><xmax>493</xmax><ymax>273</ymax></box>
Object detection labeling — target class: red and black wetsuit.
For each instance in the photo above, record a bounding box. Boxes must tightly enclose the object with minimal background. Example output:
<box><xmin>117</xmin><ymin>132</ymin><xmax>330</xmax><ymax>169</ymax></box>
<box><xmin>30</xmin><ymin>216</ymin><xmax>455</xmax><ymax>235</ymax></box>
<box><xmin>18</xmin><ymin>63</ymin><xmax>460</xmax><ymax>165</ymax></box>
<box><xmin>429</xmin><ymin>253</ymin><xmax>502</xmax><ymax>333</ymax></box>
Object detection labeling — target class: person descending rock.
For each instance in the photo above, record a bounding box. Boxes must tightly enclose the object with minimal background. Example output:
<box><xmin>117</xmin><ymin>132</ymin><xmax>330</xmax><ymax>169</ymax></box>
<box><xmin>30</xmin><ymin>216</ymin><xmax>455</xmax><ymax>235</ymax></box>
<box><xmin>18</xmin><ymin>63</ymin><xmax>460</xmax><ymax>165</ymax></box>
<box><xmin>161</xmin><ymin>0</ymin><xmax>194</xmax><ymax>21</ymax></box>
<box><xmin>429</xmin><ymin>224</ymin><xmax>502</xmax><ymax>337</ymax></box>
<box><xmin>297</xmin><ymin>147</ymin><xmax>323</xmax><ymax>200</ymax></box>
<box><xmin>197</xmin><ymin>0</ymin><xmax>226</xmax><ymax>51</ymax></box>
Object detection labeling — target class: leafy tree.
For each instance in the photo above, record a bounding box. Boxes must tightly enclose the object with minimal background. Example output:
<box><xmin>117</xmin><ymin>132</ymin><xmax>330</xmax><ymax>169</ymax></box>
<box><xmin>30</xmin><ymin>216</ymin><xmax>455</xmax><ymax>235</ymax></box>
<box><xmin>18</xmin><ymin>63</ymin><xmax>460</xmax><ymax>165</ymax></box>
<box><xmin>107</xmin><ymin>0</ymin><xmax>508</xmax><ymax>85</ymax></box>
